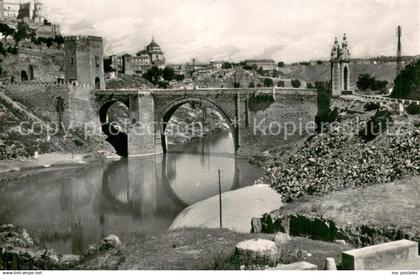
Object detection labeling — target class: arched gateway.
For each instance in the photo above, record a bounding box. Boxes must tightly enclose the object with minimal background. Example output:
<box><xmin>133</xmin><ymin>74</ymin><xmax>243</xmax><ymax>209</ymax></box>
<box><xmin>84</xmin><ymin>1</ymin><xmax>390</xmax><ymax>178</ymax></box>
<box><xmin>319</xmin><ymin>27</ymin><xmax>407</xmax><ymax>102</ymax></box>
<box><xmin>94</xmin><ymin>88</ymin><xmax>318</xmax><ymax>157</ymax></box>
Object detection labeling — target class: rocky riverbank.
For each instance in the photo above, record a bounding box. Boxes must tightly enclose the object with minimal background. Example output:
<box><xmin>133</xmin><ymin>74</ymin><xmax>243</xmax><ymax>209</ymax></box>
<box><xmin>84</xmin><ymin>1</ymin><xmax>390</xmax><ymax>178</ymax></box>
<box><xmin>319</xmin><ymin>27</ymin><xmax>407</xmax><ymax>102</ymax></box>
<box><xmin>0</xmin><ymin>223</ymin><xmax>352</xmax><ymax>270</ymax></box>
<box><xmin>255</xmin><ymin>104</ymin><xmax>420</xmax><ymax>202</ymax></box>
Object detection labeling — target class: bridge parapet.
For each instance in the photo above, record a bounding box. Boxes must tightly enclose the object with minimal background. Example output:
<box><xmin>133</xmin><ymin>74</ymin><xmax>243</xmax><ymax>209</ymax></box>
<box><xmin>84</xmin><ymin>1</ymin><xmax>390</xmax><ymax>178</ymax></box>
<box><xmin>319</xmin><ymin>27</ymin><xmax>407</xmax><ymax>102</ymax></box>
<box><xmin>94</xmin><ymin>87</ymin><xmax>317</xmax><ymax>96</ymax></box>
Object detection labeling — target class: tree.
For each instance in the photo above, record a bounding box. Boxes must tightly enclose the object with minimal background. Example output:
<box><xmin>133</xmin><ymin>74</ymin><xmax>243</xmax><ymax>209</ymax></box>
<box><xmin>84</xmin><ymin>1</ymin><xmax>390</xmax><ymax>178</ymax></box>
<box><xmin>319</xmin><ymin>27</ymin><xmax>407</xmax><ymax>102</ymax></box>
<box><xmin>0</xmin><ymin>23</ymin><xmax>15</xmax><ymax>41</ymax></box>
<box><xmin>233</xmin><ymin>81</ymin><xmax>241</xmax><ymax>88</ymax></box>
<box><xmin>222</xmin><ymin>62</ymin><xmax>232</xmax><ymax>69</ymax></box>
<box><xmin>55</xmin><ymin>96</ymin><xmax>65</xmax><ymax>128</ymax></box>
<box><xmin>263</xmin><ymin>78</ymin><xmax>274</xmax><ymax>87</ymax></box>
<box><xmin>256</xmin><ymin>67</ymin><xmax>264</xmax><ymax>76</ymax></box>
<box><xmin>356</xmin><ymin>73</ymin><xmax>375</xmax><ymax>91</ymax></box>
<box><xmin>272</xmin><ymin>70</ymin><xmax>281</xmax><ymax>78</ymax></box>
<box><xmin>142</xmin><ymin>66</ymin><xmax>161</xmax><ymax>85</ymax></box>
<box><xmin>391</xmin><ymin>60</ymin><xmax>420</xmax><ymax>100</ymax></box>
<box><xmin>248</xmin><ymin>81</ymin><xmax>255</xmax><ymax>88</ymax></box>
<box><xmin>307</xmin><ymin>82</ymin><xmax>314</xmax><ymax>89</ymax></box>
<box><xmin>162</xmin><ymin>66</ymin><xmax>175</xmax><ymax>81</ymax></box>
<box><xmin>291</xmin><ymin>79</ymin><xmax>301</xmax><ymax>88</ymax></box>
<box><xmin>277</xmin><ymin>81</ymin><xmax>285</xmax><ymax>87</ymax></box>
<box><xmin>13</xmin><ymin>21</ymin><xmax>31</xmax><ymax>44</ymax></box>
<box><xmin>278</xmin><ymin>61</ymin><xmax>285</xmax><ymax>68</ymax></box>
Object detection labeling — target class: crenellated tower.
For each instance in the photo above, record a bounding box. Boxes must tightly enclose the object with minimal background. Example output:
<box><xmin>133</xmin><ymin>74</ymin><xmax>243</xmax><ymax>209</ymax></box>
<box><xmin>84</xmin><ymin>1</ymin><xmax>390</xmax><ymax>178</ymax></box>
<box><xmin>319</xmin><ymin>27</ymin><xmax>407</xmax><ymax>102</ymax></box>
<box><xmin>331</xmin><ymin>34</ymin><xmax>351</xmax><ymax>97</ymax></box>
<box><xmin>64</xmin><ymin>35</ymin><xmax>105</xmax><ymax>89</ymax></box>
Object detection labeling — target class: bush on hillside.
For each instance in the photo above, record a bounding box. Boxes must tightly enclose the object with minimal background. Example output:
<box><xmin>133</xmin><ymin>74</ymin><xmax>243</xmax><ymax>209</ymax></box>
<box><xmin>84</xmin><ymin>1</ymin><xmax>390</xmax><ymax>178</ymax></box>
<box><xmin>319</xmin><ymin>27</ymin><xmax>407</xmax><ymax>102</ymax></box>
<box><xmin>364</xmin><ymin>102</ymin><xmax>380</xmax><ymax>111</ymax></box>
<box><xmin>406</xmin><ymin>103</ymin><xmax>420</xmax><ymax>115</ymax></box>
<box><xmin>291</xmin><ymin>79</ymin><xmax>301</xmax><ymax>88</ymax></box>
<box><xmin>359</xmin><ymin>109</ymin><xmax>393</xmax><ymax>141</ymax></box>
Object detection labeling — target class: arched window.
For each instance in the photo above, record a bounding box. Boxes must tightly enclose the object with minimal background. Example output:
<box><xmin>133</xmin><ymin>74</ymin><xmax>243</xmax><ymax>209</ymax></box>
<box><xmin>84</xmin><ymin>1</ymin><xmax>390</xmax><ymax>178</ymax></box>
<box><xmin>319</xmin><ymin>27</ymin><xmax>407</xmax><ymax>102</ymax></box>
<box><xmin>95</xmin><ymin>77</ymin><xmax>101</xmax><ymax>89</ymax></box>
<box><xmin>21</xmin><ymin>71</ymin><xmax>28</xmax><ymax>82</ymax></box>
<box><xmin>343</xmin><ymin>66</ymin><xmax>349</xmax><ymax>90</ymax></box>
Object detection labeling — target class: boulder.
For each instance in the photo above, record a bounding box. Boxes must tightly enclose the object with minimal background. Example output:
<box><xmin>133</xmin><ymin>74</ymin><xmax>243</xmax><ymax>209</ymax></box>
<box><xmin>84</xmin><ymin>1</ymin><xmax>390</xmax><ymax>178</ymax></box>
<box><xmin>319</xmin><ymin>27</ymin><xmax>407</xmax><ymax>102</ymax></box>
<box><xmin>273</xmin><ymin>232</ymin><xmax>292</xmax><ymax>246</ymax></box>
<box><xmin>60</xmin><ymin>254</ymin><xmax>80</xmax><ymax>268</ymax></box>
<box><xmin>325</xmin><ymin>257</ymin><xmax>337</xmax><ymax>270</ymax></box>
<box><xmin>0</xmin><ymin>224</ymin><xmax>33</xmax><ymax>248</ymax></box>
<box><xmin>103</xmin><ymin>235</ymin><xmax>121</xmax><ymax>249</ymax></box>
<box><xmin>235</xmin><ymin>239</ymin><xmax>278</xmax><ymax>265</ymax></box>
<box><xmin>269</xmin><ymin>261</ymin><xmax>318</xmax><ymax>270</ymax></box>
<box><xmin>251</xmin><ymin>218</ymin><xmax>262</xmax><ymax>233</ymax></box>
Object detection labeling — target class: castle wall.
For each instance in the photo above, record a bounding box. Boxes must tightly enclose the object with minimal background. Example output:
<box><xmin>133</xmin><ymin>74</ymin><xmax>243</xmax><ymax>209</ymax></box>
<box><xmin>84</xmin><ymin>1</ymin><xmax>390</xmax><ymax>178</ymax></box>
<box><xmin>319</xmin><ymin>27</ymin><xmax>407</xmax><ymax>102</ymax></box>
<box><xmin>2</xmin><ymin>47</ymin><xmax>64</xmax><ymax>84</ymax></box>
<box><xmin>4</xmin><ymin>83</ymin><xmax>71</xmax><ymax>125</ymax></box>
<box><xmin>4</xmin><ymin>83</ymin><xmax>100</xmax><ymax>131</ymax></box>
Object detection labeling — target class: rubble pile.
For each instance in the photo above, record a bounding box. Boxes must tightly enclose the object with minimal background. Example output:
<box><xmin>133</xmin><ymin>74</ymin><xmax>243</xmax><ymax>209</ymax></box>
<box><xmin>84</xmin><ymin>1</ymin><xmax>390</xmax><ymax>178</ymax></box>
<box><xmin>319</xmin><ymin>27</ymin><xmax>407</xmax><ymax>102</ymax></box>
<box><xmin>256</xmin><ymin>118</ymin><xmax>420</xmax><ymax>202</ymax></box>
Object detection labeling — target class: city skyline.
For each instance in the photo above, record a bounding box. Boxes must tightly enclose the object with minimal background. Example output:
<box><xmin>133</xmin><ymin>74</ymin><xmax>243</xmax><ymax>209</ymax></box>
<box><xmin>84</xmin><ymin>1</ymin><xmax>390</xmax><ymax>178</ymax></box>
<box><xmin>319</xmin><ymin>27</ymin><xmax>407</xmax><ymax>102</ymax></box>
<box><xmin>37</xmin><ymin>0</ymin><xmax>420</xmax><ymax>63</ymax></box>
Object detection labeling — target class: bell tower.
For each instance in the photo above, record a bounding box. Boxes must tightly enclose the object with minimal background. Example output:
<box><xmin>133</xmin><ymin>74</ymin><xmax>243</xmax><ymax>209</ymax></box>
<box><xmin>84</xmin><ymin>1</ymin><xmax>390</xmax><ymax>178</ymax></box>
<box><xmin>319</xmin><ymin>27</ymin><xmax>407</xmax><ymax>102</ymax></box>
<box><xmin>331</xmin><ymin>34</ymin><xmax>351</xmax><ymax>97</ymax></box>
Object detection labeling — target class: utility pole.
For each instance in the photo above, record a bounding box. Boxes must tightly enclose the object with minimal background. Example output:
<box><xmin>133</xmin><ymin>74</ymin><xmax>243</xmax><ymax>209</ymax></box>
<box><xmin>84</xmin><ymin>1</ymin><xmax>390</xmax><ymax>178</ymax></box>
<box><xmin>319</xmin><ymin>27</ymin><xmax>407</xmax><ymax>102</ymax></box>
<box><xmin>218</xmin><ymin>169</ymin><xmax>223</xmax><ymax>228</ymax></box>
<box><xmin>396</xmin><ymin>25</ymin><xmax>402</xmax><ymax>74</ymax></box>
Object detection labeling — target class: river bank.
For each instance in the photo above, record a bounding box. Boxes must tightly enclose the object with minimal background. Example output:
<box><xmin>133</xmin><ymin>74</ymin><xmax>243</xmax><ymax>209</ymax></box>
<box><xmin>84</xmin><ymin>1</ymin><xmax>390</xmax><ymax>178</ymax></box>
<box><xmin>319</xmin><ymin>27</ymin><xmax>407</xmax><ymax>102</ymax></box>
<box><xmin>0</xmin><ymin>152</ymin><xmax>109</xmax><ymax>176</ymax></box>
<box><xmin>0</xmin><ymin>223</ymin><xmax>352</xmax><ymax>270</ymax></box>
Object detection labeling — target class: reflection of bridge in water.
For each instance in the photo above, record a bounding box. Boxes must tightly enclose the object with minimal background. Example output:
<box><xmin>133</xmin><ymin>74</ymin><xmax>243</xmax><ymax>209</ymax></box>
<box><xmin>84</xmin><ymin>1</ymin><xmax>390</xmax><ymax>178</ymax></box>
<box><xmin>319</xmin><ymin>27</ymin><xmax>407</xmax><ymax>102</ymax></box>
<box><xmin>100</xmin><ymin>147</ymin><xmax>243</xmax><ymax>218</ymax></box>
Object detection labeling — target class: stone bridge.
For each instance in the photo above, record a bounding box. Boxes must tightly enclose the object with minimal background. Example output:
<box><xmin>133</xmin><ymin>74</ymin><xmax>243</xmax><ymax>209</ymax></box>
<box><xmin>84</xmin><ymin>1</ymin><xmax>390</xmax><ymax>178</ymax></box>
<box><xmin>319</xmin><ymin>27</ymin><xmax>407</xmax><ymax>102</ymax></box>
<box><xmin>93</xmin><ymin>88</ymin><xmax>318</xmax><ymax>157</ymax></box>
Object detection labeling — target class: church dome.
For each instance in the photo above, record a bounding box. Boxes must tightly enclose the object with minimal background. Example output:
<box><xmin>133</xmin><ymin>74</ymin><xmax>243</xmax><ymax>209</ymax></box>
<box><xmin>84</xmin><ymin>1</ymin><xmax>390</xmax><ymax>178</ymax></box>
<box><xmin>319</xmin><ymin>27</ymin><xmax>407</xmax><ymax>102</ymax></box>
<box><xmin>146</xmin><ymin>39</ymin><xmax>163</xmax><ymax>54</ymax></box>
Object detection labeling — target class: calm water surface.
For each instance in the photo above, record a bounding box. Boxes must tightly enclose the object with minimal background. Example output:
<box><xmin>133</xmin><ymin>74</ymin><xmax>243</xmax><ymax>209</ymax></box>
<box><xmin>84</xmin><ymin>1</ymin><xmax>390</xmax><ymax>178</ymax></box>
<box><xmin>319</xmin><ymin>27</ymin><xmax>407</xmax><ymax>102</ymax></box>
<box><xmin>0</xmin><ymin>132</ymin><xmax>265</xmax><ymax>254</ymax></box>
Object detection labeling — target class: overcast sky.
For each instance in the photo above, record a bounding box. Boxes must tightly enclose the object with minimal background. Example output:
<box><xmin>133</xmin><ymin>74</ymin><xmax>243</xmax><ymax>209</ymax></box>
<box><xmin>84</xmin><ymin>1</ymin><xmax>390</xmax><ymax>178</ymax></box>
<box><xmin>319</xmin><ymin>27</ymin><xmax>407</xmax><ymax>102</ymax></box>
<box><xmin>39</xmin><ymin>0</ymin><xmax>420</xmax><ymax>63</ymax></box>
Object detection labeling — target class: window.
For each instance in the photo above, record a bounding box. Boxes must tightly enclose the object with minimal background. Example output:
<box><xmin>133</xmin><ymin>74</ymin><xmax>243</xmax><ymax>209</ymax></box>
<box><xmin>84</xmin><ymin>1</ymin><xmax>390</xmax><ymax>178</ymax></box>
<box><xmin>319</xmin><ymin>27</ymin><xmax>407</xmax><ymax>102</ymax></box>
<box><xmin>95</xmin><ymin>56</ymin><xmax>100</xmax><ymax>67</ymax></box>
<box><xmin>70</xmin><ymin>57</ymin><xmax>74</xmax><ymax>65</ymax></box>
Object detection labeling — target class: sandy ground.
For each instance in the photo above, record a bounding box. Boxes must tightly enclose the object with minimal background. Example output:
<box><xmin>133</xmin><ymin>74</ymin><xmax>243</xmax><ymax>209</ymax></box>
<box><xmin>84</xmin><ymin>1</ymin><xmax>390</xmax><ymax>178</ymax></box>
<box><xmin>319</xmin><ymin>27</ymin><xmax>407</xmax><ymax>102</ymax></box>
<box><xmin>0</xmin><ymin>152</ymin><xmax>98</xmax><ymax>174</ymax></box>
<box><xmin>169</xmin><ymin>184</ymin><xmax>283</xmax><ymax>233</ymax></box>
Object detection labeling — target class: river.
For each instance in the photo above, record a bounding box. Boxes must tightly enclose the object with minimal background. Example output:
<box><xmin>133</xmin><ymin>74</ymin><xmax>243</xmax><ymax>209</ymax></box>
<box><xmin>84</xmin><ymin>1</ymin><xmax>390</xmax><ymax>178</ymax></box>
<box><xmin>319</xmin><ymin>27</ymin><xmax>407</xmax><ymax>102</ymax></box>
<box><xmin>0</xmin><ymin>131</ymin><xmax>265</xmax><ymax>254</ymax></box>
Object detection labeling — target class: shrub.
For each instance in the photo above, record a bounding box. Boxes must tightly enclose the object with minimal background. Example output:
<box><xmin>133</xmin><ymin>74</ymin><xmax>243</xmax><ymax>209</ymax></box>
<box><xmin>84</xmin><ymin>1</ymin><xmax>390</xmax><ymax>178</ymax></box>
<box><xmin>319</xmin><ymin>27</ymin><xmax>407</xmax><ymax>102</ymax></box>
<box><xmin>263</xmin><ymin>78</ymin><xmax>274</xmax><ymax>87</ymax></box>
<box><xmin>291</xmin><ymin>79</ymin><xmax>301</xmax><ymax>88</ymax></box>
<box><xmin>406</xmin><ymin>103</ymin><xmax>420</xmax><ymax>115</ymax></box>
<box><xmin>364</xmin><ymin>102</ymin><xmax>380</xmax><ymax>111</ymax></box>
<box><xmin>359</xmin><ymin>109</ymin><xmax>393</xmax><ymax>141</ymax></box>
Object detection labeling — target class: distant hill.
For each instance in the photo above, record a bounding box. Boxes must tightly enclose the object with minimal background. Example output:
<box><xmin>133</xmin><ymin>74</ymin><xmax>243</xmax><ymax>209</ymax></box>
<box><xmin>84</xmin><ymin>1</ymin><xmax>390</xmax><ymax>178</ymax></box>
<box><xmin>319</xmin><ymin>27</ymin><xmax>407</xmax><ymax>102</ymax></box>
<box><xmin>278</xmin><ymin>63</ymin><xmax>397</xmax><ymax>89</ymax></box>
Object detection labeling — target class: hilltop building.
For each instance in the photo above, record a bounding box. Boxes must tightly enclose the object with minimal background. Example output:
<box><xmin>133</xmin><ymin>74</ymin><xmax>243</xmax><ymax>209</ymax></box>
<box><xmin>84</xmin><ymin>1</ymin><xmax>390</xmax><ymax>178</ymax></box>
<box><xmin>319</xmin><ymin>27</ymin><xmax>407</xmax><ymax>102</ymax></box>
<box><xmin>123</xmin><ymin>38</ymin><xmax>165</xmax><ymax>75</ymax></box>
<box><xmin>0</xmin><ymin>0</ymin><xmax>60</xmax><ymax>38</ymax></box>
<box><xmin>331</xmin><ymin>34</ymin><xmax>351</xmax><ymax>96</ymax></box>
<box><xmin>245</xmin><ymin>59</ymin><xmax>276</xmax><ymax>71</ymax></box>
<box><xmin>1</xmin><ymin>0</ymin><xmax>38</xmax><ymax>20</ymax></box>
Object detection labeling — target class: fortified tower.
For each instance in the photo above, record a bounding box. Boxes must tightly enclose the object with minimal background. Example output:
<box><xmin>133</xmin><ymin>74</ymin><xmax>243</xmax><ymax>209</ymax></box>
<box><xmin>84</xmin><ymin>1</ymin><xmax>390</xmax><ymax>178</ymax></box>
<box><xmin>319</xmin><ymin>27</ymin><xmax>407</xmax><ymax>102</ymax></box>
<box><xmin>331</xmin><ymin>34</ymin><xmax>351</xmax><ymax>97</ymax></box>
<box><xmin>64</xmin><ymin>35</ymin><xmax>105</xmax><ymax>89</ymax></box>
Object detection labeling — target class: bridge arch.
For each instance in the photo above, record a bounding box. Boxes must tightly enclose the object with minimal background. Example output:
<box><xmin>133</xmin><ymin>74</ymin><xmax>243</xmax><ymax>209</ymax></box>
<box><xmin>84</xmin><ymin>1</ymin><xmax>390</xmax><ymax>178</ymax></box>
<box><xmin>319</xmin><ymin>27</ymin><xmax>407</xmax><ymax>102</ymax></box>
<box><xmin>98</xmin><ymin>99</ymin><xmax>130</xmax><ymax>157</ymax></box>
<box><xmin>159</xmin><ymin>97</ymin><xmax>237</xmax><ymax>153</ymax></box>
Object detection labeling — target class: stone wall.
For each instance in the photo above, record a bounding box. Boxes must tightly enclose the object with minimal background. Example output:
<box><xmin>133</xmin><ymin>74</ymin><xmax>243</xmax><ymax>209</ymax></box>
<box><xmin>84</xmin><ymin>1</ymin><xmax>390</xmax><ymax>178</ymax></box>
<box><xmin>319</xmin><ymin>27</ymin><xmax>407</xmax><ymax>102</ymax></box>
<box><xmin>4</xmin><ymin>83</ymin><xmax>70</xmax><ymax>124</ymax></box>
<box><xmin>1</xmin><ymin>47</ymin><xmax>64</xmax><ymax>84</ymax></box>
<box><xmin>4</xmin><ymin>83</ymin><xmax>100</xmax><ymax>130</ymax></box>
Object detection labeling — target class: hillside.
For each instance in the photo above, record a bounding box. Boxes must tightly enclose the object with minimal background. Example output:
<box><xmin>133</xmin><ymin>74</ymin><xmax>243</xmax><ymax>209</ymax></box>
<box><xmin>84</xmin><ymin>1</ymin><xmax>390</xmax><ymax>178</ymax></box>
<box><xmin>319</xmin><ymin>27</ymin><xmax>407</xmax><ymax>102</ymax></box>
<box><xmin>278</xmin><ymin>63</ymin><xmax>397</xmax><ymax>88</ymax></box>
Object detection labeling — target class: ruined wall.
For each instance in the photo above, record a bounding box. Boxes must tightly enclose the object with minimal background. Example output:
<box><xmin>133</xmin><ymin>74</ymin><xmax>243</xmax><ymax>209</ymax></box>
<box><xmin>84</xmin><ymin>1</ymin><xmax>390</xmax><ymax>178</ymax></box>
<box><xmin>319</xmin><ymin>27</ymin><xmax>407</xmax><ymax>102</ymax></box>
<box><xmin>1</xmin><ymin>47</ymin><xmax>64</xmax><ymax>83</ymax></box>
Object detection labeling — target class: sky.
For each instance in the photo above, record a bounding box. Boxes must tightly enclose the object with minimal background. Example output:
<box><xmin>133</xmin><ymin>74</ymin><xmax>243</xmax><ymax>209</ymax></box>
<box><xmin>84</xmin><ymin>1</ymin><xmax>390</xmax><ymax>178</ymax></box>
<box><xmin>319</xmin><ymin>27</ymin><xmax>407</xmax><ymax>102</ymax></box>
<box><xmin>38</xmin><ymin>0</ymin><xmax>420</xmax><ymax>64</ymax></box>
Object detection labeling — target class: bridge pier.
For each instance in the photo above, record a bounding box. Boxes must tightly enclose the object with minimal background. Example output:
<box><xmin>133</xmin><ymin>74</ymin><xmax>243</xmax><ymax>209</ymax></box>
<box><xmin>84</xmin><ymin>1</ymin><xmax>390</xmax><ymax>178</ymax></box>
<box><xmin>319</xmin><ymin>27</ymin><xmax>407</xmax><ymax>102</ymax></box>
<box><xmin>127</xmin><ymin>92</ymin><xmax>163</xmax><ymax>158</ymax></box>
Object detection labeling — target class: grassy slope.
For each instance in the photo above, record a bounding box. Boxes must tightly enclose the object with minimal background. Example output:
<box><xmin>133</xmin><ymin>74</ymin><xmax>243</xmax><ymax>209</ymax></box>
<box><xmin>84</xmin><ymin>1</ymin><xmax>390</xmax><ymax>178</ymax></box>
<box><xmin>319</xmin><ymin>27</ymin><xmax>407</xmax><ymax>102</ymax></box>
<box><xmin>115</xmin><ymin>228</ymin><xmax>351</xmax><ymax>270</ymax></box>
